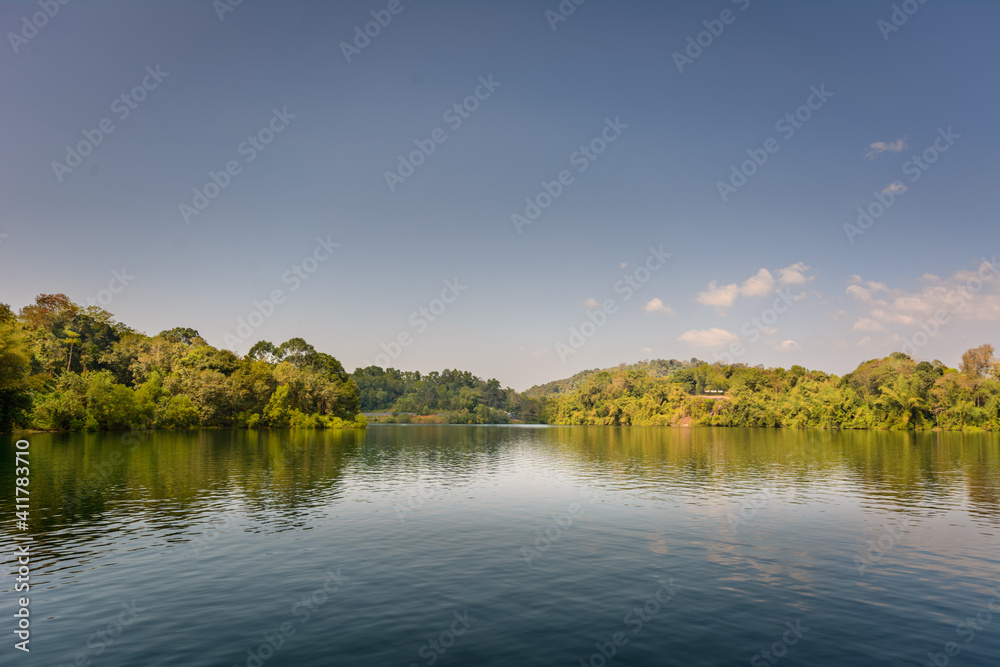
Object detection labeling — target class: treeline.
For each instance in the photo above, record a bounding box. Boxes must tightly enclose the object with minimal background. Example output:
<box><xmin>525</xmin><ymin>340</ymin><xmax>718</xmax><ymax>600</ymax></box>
<box><xmin>524</xmin><ymin>358</ymin><xmax>699</xmax><ymax>399</ymax></box>
<box><xmin>351</xmin><ymin>366</ymin><xmax>547</xmax><ymax>424</ymax></box>
<box><xmin>0</xmin><ymin>294</ymin><xmax>365</xmax><ymax>431</ymax></box>
<box><xmin>548</xmin><ymin>347</ymin><xmax>1000</xmax><ymax>431</ymax></box>
<box><xmin>5</xmin><ymin>293</ymin><xmax>999</xmax><ymax>433</ymax></box>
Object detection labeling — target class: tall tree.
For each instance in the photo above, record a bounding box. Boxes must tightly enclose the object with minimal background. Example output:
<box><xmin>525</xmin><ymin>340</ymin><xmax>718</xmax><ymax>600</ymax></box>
<box><xmin>960</xmin><ymin>344</ymin><xmax>996</xmax><ymax>380</ymax></box>
<box><xmin>0</xmin><ymin>312</ymin><xmax>32</xmax><ymax>431</ymax></box>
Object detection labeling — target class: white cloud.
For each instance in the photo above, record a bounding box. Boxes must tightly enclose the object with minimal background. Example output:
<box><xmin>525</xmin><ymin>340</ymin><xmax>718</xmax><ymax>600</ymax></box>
<box><xmin>698</xmin><ymin>263</ymin><xmax>814</xmax><ymax>311</ymax></box>
<box><xmin>869</xmin><ymin>309</ymin><xmax>916</xmax><ymax>325</ymax></box>
<box><xmin>847</xmin><ymin>259</ymin><xmax>1000</xmax><ymax>328</ymax></box>
<box><xmin>641</xmin><ymin>347</ymin><xmax>653</xmax><ymax>355</ymax></box>
<box><xmin>643</xmin><ymin>298</ymin><xmax>674</xmax><ymax>315</ymax></box>
<box><xmin>777</xmin><ymin>339</ymin><xmax>799</xmax><ymax>350</ymax></box>
<box><xmin>697</xmin><ymin>280</ymin><xmax>740</xmax><ymax>309</ymax></box>
<box><xmin>881</xmin><ymin>181</ymin><xmax>908</xmax><ymax>195</ymax></box>
<box><xmin>678</xmin><ymin>328</ymin><xmax>738</xmax><ymax>347</ymax></box>
<box><xmin>865</xmin><ymin>138</ymin><xmax>907</xmax><ymax>160</ymax></box>
<box><xmin>853</xmin><ymin>318</ymin><xmax>886</xmax><ymax>332</ymax></box>
<box><xmin>740</xmin><ymin>268</ymin><xmax>775</xmax><ymax>297</ymax></box>
<box><xmin>777</xmin><ymin>262</ymin><xmax>812</xmax><ymax>285</ymax></box>
<box><xmin>584</xmin><ymin>298</ymin><xmax>600</xmax><ymax>308</ymax></box>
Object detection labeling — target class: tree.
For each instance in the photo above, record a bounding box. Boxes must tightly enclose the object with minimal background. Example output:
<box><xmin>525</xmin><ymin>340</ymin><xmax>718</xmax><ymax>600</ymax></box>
<box><xmin>158</xmin><ymin>327</ymin><xmax>202</xmax><ymax>345</ymax></box>
<box><xmin>62</xmin><ymin>329</ymin><xmax>82</xmax><ymax>372</ymax></box>
<box><xmin>961</xmin><ymin>344</ymin><xmax>996</xmax><ymax>380</ymax></box>
<box><xmin>19</xmin><ymin>293</ymin><xmax>78</xmax><ymax>333</ymax></box>
<box><xmin>84</xmin><ymin>371</ymin><xmax>138</xmax><ymax>430</ymax></box>
<box><xmin>0</xmin><ymin>317</ymin><xmax>33</xmax><ymax>431</ymax></box>
<box><xmin>275</xmin><ymin>338</ymin><xmax>317</xmax><ymax>367</ymax></box>
<box><xmin>960</xmin><ymin>345</ymin><xmax>997</xmax><ymax>408</ymax></box>
<box><xmin>247</xmin><ymin>340</ymin><xmax>277</xmax><ymax>363</ymax></box>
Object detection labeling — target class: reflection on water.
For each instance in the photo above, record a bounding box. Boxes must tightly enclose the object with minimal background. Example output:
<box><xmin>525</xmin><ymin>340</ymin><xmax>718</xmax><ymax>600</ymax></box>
<box><xmin>1</xmin><ymin>426</ymin><xmax>998</xmax><ymax>666</ymax></box>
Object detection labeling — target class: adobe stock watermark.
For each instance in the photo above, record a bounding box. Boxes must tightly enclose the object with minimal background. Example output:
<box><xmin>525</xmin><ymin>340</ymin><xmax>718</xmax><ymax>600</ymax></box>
<box><xmin>520</xmin><ymin>485</ymin><xmax>603</xmax><ymax>567</ymax></box>
<box><xmin>853</xmin><ymin>517</ymin><xmax>914</xmax><ymax>576</ymax></box>
<box><xmin>713</xmin><ymin>288</ymin><xmax>800</xmax><ymax>364</ymax></box>
<box><xmin>844</xmin><ymin>126</ymin><xmax>959</xmax><ymax>243</ymax></box>
<box><xmin>57</xmin><ymin>600</ymin><xmax>143</xmax><ymax>667</ymax></box>
<box><xmin>576</xmin><ymin>578</ymin><xmax>681</xmax><ymax>667</ymax></box>
<box><xmin>222</xmin><ymin>235</ymin><xmax>339</xmax><ymax>348</ymax></box>
<box><xmin>878</xmin><ymin>0</ymin><xmax>930</xmax><ymax>41</ymax></box>
<box><xmin>384</xmin><ymin>75</ymin><xmax>501</xmax><ymax>192</ymax></box>
<box><xmin>8</xmin><ymin>0</ymin><xmax>71</xmax><ymax>55</ymax></box>
<box><xmin>716</xmin><ymin>84</ymin><xmax>833</xmax><ymax>202</ymax></box>
<box><xmin>899</xmin><ymin>255</ymin><xmax>998</xmax><ymax>357</ymax></box>
<box><xmin>213</xmin><ymin>0</ymin><xmax>244</xmax><ymax>22</ymax></box>
<box><xmin>726</xmin><ymin>485</ymin><xmax>775</xmax><ymax>531</ymax></box>
<box><xmin>672</xmin><ymin>0</ymin><xmax>752</xmax><ymax>73</ymax></box>
<box><xmin>233</xmin><ymin>567</ymin><xmax>349</xmax><ymax>667</ymax></box>
<box><xmin>394</xmin><ymin>480</ymin><xmax>445</xmax><ymax>525</ymax></box>
<box><xmin>51</xmin><ymin>65</ymin><xmax>170</xmax><ymax>183</ymax></box>
<box><xmin>556</xmin><ymin>245</ymin><xmax>671</xmax><ymax>362</ymax></box>
<box><xmin>749</xmin><ymin>619</ymin><xmax>809</xmax><ymax>666</ymax></box>
<box><xmin>511</xmin><ymin>117</ymin><xmax>628</xmax><ymax>234</ymax></box>
<box><xmin>408</xmin><ymin>610</ymin><xmax>477</xmax><ymax>667</ymax></box>
<box><xmin>361</xmin><ymin>278</ymin><xmax>467</xmax><ymax>368</ymax></box>
<box><xmin>84</xmin><ymin>268</ymin><xmax>134</xmax><ymax>309</ymax></box>
<box><xmin>921</xmin><ymin>588</ymin><xmax>1000</xmax><ymax>667</ymax></box>
<box><xmin>179</xmin><ymin>106</ymin><xmax>295</xmax><ymax>224</ymax></box>
<box><xmin>340</xmin><ymin>0</ymin><xmax>414</xmax><ymax>62</ymax></box>
<box><xmin>544</xmin><ymin>0</ymin><xmax>588</xmax><ymax>31</ymax></box>
<box><xmin>190</xmin><ymin>513</ymin><xmax>236</xmax><ymax>556</ymax></box>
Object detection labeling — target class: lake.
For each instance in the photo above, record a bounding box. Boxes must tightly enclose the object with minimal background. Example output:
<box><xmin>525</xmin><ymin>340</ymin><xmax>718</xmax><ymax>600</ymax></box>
<box><xmin>2</xmin><ymin>426</ymin><xmax>999</xmax><ymax>666</ymax></box>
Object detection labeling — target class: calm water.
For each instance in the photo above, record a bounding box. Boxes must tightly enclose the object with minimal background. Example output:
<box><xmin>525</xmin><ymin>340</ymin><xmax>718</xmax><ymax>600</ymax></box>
<box><xmin>2</xmin><ymin>426</ymin><xmax>999</xmax><ymax>666</ymax></box>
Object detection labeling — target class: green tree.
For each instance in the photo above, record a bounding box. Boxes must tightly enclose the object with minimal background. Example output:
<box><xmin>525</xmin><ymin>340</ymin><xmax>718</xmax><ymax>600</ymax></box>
<box><xmin>0</xmin><ymin>314</ymin><xmax>33</xmax><ymax>431</ymax></box>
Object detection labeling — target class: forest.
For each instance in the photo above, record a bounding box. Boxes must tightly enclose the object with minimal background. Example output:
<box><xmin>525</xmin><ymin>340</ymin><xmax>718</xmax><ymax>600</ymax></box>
<box><xmin>543</xmin><ymin>349</ymin><xmax>1000</xmax><ymax>430</ymax></box>
<box><xmin>2</xmin><ymin>293</ymin><xmax>999</xmax><ymax>432</ymax></box>
<box><xmin>351</xmin><ymin>366</ymin><xmax>547</xmax><ymax>423</ymax></box>
<box><xmin>0</xmin><ymin>293</ymin><xmax>541</xmax><ymax>432</ymax></box>
<box><xmin>0</xmin><ymin>294</ymin><xmax>365</xmax><ymax>431</ymax></box>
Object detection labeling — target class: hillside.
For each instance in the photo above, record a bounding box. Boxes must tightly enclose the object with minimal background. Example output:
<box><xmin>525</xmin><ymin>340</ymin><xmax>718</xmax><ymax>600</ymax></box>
<box><xmin>523</xmin><ymin>358</ymin><xmax>702</xmax><ymax>398</ymax></box>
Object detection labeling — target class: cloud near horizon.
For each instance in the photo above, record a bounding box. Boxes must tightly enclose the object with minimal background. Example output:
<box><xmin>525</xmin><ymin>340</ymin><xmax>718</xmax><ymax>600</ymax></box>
<box><xmin>847</xmin><ymin>258</ymin><xmax>1000</xmax><ymax>340</ymax></box>
<box><xmin>697</xmin><ymin>263</ymin><xmax>814</xmax><ymax>311</ymax></box>
<box><xmin>678</xmin><ymin>327</ymin><xmax>739</xmax><ymax>347</ymax></box>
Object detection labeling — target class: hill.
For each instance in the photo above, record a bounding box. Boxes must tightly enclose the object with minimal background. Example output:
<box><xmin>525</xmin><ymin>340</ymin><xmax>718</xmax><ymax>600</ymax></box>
<box><xmin>523</xmin><ymin>358</ymin><xmax>702</xmax><ymax>398</ymax></box>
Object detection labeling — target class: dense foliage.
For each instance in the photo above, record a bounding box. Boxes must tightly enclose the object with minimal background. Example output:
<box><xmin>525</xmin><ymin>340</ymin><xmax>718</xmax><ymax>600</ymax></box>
<box><xmin>4</xmin><ymin>294</ymin><xmax>998</xmax><ymax>433</ymax></box>
<box><xmin>524</xmin><ymin>358</ymin><xmax>699</xmax><ymax>399</ymax></box>
<box><xmin>351</xmin><ymin>366</ymin><xmax>547</xmax><ymax>424</ymax></box>
<box><xmin>546</xmin><ymin>349</ymin><xmax>1000</xmax><ymax>431</ymax></box>
<box><xmin>0</xmin><ymin>294</ymin><xmax>365</xmax><ymax>431</ymax></box>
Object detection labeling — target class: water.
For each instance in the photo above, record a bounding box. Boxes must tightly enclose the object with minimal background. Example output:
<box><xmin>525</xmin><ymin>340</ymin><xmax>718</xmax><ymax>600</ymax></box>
<box><xmin>2</xmin><ymin>426</ymin><xmax>999</xmax><ymax>666</ymax></box>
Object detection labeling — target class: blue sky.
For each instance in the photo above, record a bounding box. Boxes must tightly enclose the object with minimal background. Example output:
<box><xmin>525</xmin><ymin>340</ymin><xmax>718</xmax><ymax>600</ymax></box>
<box><xmin>1</xmin><ymin>0</ymin><xmax>998</xmax><ymax>390</ymax></box>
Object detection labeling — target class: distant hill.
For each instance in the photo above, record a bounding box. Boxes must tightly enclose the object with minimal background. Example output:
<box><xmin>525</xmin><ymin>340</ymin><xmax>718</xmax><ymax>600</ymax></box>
<box><xmin>523</xmin><ymin>358</ymin><xmax>703</xmax><ymax>398</ymax></box>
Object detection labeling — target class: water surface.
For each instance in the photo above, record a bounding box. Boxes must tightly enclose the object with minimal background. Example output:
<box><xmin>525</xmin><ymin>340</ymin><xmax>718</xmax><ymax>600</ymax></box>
<box><xmin>2</xmin><ymin>426</ymin><xmax>999</xmax><ymax>666</ymax></box>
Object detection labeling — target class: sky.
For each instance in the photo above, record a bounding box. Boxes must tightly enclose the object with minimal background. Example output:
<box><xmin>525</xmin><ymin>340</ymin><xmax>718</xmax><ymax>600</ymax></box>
<box><xmin>1</xmin><ymin>0</ymin><xmax>998</xmax><ymax>390</ymax></box>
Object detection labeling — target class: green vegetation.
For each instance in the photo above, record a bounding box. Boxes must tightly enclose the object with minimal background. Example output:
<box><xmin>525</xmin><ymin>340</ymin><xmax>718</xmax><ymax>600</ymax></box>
<box><xmin>545</xmin><ymin>350</ymin><xmax>1000</xmax><ymax>430</ymax></box>
<box><xmin>0</xmin><ymin>294</ymin><xmax>365</xmax><ymax>431</ymax></box>
<box><xmin>523</xmin><ymin>358</ymin><xmax>698</xmax><ymax>399</ymax></box>
<box><xmin>3</xmin><ymin>294</ymin><xmax>999</xmax><ymax>432</ymax></box>
<box><xmin>351</xmin><ymin>366</ymin><xmax>546</xmax><ymax>424</ymax></box>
